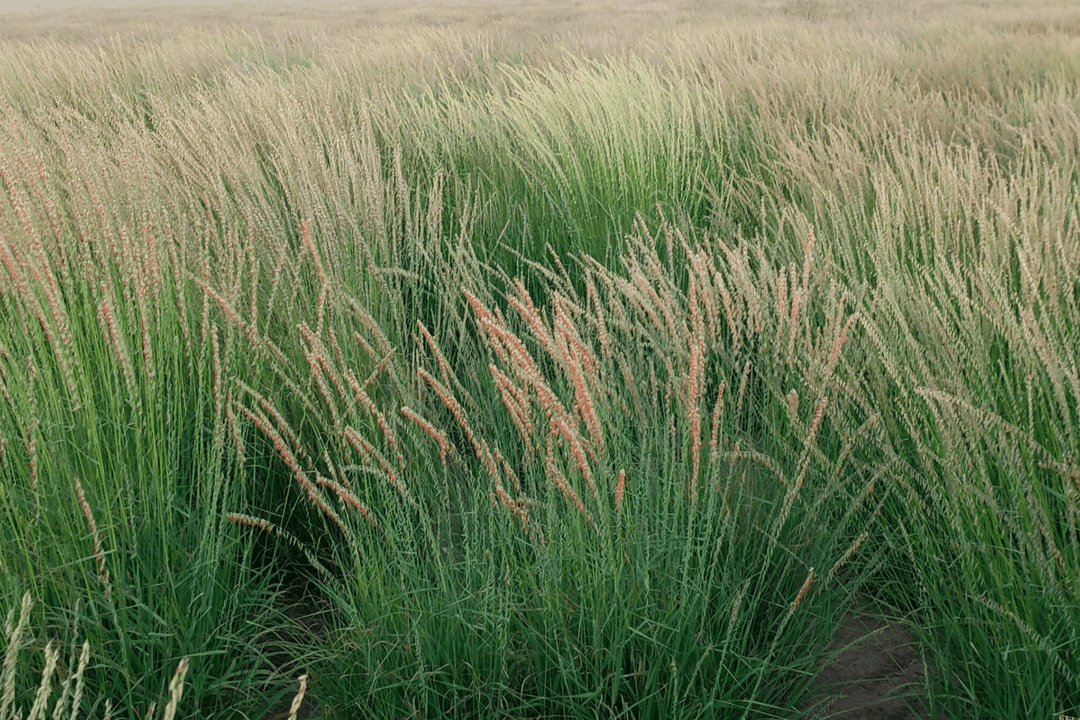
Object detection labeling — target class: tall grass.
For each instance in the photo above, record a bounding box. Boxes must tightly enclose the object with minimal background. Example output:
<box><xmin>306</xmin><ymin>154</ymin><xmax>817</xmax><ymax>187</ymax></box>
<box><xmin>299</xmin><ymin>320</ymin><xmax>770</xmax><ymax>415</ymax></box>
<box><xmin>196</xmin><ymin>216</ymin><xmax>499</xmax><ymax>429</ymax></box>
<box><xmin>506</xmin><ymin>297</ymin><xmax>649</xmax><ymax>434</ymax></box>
<box><xmin>1</xmin><ymin>2</ymin><xmax>1079</xmax><ymax>717</ymax></box>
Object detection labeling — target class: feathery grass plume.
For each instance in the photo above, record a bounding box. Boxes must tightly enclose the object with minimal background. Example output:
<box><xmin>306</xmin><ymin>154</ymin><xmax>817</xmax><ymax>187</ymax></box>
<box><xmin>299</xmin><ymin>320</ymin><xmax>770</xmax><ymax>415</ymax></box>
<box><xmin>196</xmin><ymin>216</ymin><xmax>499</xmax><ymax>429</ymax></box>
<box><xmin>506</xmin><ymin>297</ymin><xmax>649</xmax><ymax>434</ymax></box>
<box><xmin>488</xmin><ymin>364</ymin><xmax>535</xmax><ymax>453</ymax></box>
<box><xmin>916</xmin><ymin>388</ymin><xmax>1068</xmax><ymax>569</ymax></box>
<box><xmin>480</xmin><ymin>317</ymin><xmax>512</xmax><ymax>366</ymax></box>
<box><xmin>690</xmin><ymin>248</ymin><xmax>718</xmax><ymax>343</ymax></box>
<box><xmin>349</xmin><ymin>327</ymin><xmax>377</xmax><ymax>362</ymax></box>
<box><xmin>96</xmin><ymin>284</ymin><xmax>137</xmax><ymax>403</ymax></box>
<box><xmin>190</xmin><ymin>275</ymin><xmax>258</xmax><ymax>349</ymax></box>
<box><xmin>342</xmin><ymin>425</ymin><xmax>412</xmax><ymax>507</ymax></box>
<box><xmin>553</xmin><ymin>295</ymin><xmax>598</xmax><ymax>377</ymax></box>
<box><xmin>346</xmin><ymin>298</ymin><xmax>393</xmax><ymax>357</ymax></box>
<box><xmin>592</xmin><ymin>266</ymin><xmax>633</xmax><ymax>336</ymax></box>
<box><xmin>734</xmin><ymin>360</ymin><xmax>751</xmax><ymax>420</ymax></box>
<box><xmin>632</xmin><ymin>269</ymin><xmax>677</xmax><ymax>343</ymax></box>
<box><xmin>615</xmin><ymin>273</ymin><xmax>663</xmax><ymax>337</ymax></box>
<box><xmin>210</xmin><ymin>326</ymin><xmax>222</xmax><ymax>418</ymax></box>
<box><xmin>559</xmin><ymin>334</ymin><xmax>603</xmax><ymax>458</ymax></box>
<box><xmin>225</xmin><ymin>395</ymin><xmax>246</xmax><ymax>467</ymax></box>
<box><xmin>417</xmin><ymin>320</ymin><xmax>454</xmax><ymax>388</ymax></box>
<box><xmin>236</xmin><ymin>404</ymin><xmax>351</xmax><ymax>540</ymax></box>
<box><xmin>400</xmin><ymin>406</ymin><xmax>454</xmax><ymax>467</ymax></box>
<box><xmin>479</xmin><ymin>439</ymin><xmax>528</xmax><ymax>531</ymax></box>
<box><xmin>299</xmin><ymin>221</ymin><xmax>329</xmax><ymax>337</ymax></box>
<box><xmin>225</xmin><ymin>513</ymin><xmax>334</xmax><ymax>578</ymax></box>
<box><xmin>793</xmin><ymin>394</ymin><xmax>829</xmax><ymax>491</ymax></box>
<box><xmin>27</xmin><ymin>640</ymin><xmax>58</xmax><ymax>720</ymax></box>
<box><xmin>23</xmin><ymin>641</ymin><xmax>57</xmax><ymax>720</ymax></box>
<box><xmin>1019</xmin><ymin>303</ymin><xmax>1078</xmax><ymax>441</ymax></box>
<box><xmin>5</xmin><ymin>10</ymin><xmax>1080</xmax><ymax>716</ymax></box>
<box><xmin>265</xmin><ymin>242</ymin><xmax>289</xmax><ymax>326</ymax></box>
<box><xmin>786</xmin><ymin>286</ymin><xmax>804</xmax><ymax>368</ymax></box>
<box><xmin>1</xmin><ymin>165</ymin><xmax>61</xmax><ymax>318</ymax></box>
<box><xmin>686</xmin><ymin>269</ymin><xmax>705</xmax><ymax>504</ymax></box>
<box><xmin>775</xmin><ymin>271</ymin><xmax>789</xmax><ymax>357</ymax></box>
<box><xmin>708</xmin><ymin>381</ymin><xmax>726</xmax><ymax>468</ymax></box>
<box><xmin>549</xmin><ymin>412</ymin><xmax>595</xmax><ymax>499</ymax></box>
<box><xmin>74</xmin><ymin>475</ymin><xmax>111</xmax><ymax>598</ymax></box>
<box><xmin>544</xmin><ymin>436</ymin><xmax>590</xmax><ymax>522</ymax></box>
<box><xmin>614</xmin><ymin>469</ymin><xmax>626</xmax><ymax>515</ymax></box>
<box><xmin>315</xmin><ymin>473</ymin><xmax>377</xmax><ymax>528</ymax></box>
<box><xmin>262</xmin><ymin>337</ymin><xmax>290</xmax><ymax>369</ymax></box>
<box><xmin>342</xmin><ymin>366</ymin><xmax>404</xmax><ymax>467</ymax></box>
<box><xmin>299</xmin><ymin>323</ymin><xmax>348</xmax><ymax>407</ymax></box>
<box><xmin>0</xmin><ymin>226</ymin><xmax>30</xmax><ymax>301</ymax></box>
<box><xmin>359</xmin><ymin>348</ymin><xmax>397</xmax><ymax>391</ymax></box>
<box><xmin>321</xmin><ymin>448</ymin><xmax>350</xmax><ymax>493</ymax></box>
<box><xmin>480</xmin><ymin>310</ymin><xmax>554</xmax><ymax>408</ymax></box>
<box><xmin>822</xmin><ymin>312</ymin><xmax>858</xmax><ymax>388</ymax></box>
<box><xmin>302</xmin><ymin>340</ymin><xmax>342</xmax><ymax>434</ymax></box>
<box><xmin>160</xmin><ymin>657</ymin><xmax>189</xmax><ymax>720</ymax></box>
<box><xmin>63</xmin><ymin>640</ymin><xmax>91</xmax><ymax>720</ymax></box>
<box><xmin>713</xmin><ymin>269</ymin><xmax>742</xmax><ymax>354</ymax></box>
<box><xmin>418</xmin><ymin>366</ymin><xmax>478</xmax><ymax>455</ymax></box>
<box><xmin>287</xmin><ymin>674</ymin><xmax>308</xmax><ymax>720</ymax></box>
<box><xmin>508</xmin><ymin>279</ymin><xmax>556</xmax><ymax>360</ymax></box>
<box><xmin>0</xmin><ymin>119</ymin><xmax>61</xmax><ymax>260</ymax></box>
<box><xmin>785</xmin><ymin>389</ymin><xmax>800</xmax><ymax>426</ymax></box>
<box><xmin>461</xmin><ymin>286</ymin><xmax>496</xmax><ymax>329</ymax></box>
<box><xmin>615</xmin><ymin>354</ymin><xmax>646</xmax><ymax>426</ymax></box>
<box><xmin>0</xmin><ymin>588</ymin><xmax>88</xmax><ymax>720</ymax></box>
<box><xmin>468</xmin><ymin>293</ymin><xmax>572</xmax><ymax>434</ymax></box>
<box><xmin>236</xmin><ymin>380</ymin><xmax>314</xmax><ymax>466</ymax></box>
<box><xmin>791</xmin><ymin>567</ymin><xmax>814</xmax><ymax>611</ymax></box>
<box><xmin>1</xmin><ymin>593</ymin><xmax>32</xmax><ymax>719</ymax></box>
<box><xmin>583</xmin><ymin>270</ymin><xmax>611</xmax><ymax>359</ymax></box>
<box><xmin>0</xmin><ymin>223</ymin><xmax>81</xmax><ymax>410</ymax></box>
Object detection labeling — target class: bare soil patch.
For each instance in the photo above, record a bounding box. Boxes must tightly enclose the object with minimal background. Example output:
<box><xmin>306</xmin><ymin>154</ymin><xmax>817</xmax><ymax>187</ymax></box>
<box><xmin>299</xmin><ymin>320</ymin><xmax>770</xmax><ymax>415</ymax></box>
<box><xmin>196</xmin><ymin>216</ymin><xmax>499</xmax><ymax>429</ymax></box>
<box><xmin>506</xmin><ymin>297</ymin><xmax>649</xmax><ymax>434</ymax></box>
<box><xmin>800</xmin><ymin>594</ymin><xmax>943</xmax><ymax>720</ymax></box>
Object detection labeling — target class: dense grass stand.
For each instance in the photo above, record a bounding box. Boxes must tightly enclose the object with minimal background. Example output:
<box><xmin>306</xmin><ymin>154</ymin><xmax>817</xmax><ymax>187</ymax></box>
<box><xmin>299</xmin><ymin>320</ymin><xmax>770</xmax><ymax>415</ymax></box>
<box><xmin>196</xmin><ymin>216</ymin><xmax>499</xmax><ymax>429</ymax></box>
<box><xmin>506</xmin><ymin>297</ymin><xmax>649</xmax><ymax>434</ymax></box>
<box><xmin>1</xmin><ymin>2</ymin><xmax>1079</xmax><ymax>717</ymax></box>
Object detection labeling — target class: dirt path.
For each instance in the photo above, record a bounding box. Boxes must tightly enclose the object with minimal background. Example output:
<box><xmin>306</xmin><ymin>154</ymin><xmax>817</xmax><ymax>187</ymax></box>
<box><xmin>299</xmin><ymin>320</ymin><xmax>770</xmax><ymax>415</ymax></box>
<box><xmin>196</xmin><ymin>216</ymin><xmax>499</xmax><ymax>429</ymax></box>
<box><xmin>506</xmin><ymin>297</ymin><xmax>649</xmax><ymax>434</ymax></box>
<box><xmin>799</xmin><ymin>594</ymin><xmax>943</xmax><ymax>720</ymax></box>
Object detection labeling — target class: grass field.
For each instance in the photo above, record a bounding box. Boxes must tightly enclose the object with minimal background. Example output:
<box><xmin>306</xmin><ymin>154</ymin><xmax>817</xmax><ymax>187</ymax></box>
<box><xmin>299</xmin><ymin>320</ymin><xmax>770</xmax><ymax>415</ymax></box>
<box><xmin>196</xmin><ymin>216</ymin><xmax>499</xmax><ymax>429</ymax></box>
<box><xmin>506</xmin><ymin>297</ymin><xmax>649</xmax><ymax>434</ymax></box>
<box><xmin>1</xmin><ymin>1</ymin><xmax>1079</xmax><ymax>718</ymax></box>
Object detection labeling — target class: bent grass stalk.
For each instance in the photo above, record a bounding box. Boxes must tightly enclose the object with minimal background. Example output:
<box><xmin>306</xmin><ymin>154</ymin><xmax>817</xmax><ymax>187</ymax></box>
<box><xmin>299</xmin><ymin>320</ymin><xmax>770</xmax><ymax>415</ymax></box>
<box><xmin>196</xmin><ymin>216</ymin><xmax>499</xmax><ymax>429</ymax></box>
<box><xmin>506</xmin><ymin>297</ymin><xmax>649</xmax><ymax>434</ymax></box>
<box><xmin>73</xmin><ymin>475</ymin><xmax>111</xmax><ymax>598</ymax></box>
<box><xmin>399</xmin><ymin>405</ymin><xmax>454</xmax><ymax>467</ymax></box>
<box><xmin>544</xmin><ymin>435</ymin><xmax>591</xmax><ymax>522</ymax></box>
<box><xmin>236</xmin><ymin>403</ymin><xmax>352</xmax><ymax>540</ymax></box>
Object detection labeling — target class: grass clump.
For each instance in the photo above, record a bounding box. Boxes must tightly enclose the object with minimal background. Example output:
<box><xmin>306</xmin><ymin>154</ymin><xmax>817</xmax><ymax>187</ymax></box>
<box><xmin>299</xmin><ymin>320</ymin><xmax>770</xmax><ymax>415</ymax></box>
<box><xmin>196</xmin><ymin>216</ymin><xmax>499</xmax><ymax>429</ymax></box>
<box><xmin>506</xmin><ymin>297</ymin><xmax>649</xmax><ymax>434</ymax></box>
<box><xmin>2</xmin><ymin>1</ymin><xmax>1079</xmax><ymax>718</ymax></box>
